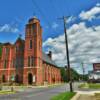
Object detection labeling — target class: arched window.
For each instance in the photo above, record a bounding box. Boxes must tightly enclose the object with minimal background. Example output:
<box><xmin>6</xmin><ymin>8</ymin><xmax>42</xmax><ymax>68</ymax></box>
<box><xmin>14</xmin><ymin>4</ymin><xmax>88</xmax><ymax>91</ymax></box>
<box><xmin>31</xmin><ymin>56</ymin><xmax>34</xmax><ymax>66</ymax></box>
<box><xmin>28</xmin><ymin>56</ymin><xmax>34</xmax><ymax>67</ymax></box>
<box><xmin>28</xmin><ymin>56</ymin><xmax>30</xmax><ymax>67</ymax></box>
<box><xmin>29</xmin><ymin>40</ymin><xmax>32</xmax><ymax>49</ymax></box>
<box><xmin>4</xmin><ymin>60</ymin><xmax>7</xmax><ymax>68</ymax></box>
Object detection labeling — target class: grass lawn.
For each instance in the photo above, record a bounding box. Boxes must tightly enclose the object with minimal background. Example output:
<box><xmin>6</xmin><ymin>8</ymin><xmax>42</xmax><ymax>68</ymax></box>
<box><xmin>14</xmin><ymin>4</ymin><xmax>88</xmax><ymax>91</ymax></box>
<box><xmin>50</xmin><ymin>92</ymin><xmax>76</xmax><ymax>100</ymax></box>
<box><xmin>0</xmin><ymin>91</ymin><xmax>16</xmax><ymax>95</ymax></box>
<box><xmin>79</xmin><ymin>83</ymin><xmax>100</xmax><ymax>89</ymax></box>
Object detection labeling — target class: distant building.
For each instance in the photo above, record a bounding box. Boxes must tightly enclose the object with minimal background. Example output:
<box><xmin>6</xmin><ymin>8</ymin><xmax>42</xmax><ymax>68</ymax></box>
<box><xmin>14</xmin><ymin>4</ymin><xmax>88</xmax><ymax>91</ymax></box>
<box><xmin>88</xmin><ymin>71</ymin><xmax>100</xmax><ymax>83</ymax></box>
<box><xmin>93</xmin><ymin>63</ymin><xmax>100</xmax><ymax>71</ymax></box>
<box><xmin>0</xmin><ymin>17</ymin><xmax>61</xmax><ymax>85</ymax></box>
<box><xmin>88</xmin><ymin>63</ymin><xmax>100</xmax><ymax>83</ymax></box>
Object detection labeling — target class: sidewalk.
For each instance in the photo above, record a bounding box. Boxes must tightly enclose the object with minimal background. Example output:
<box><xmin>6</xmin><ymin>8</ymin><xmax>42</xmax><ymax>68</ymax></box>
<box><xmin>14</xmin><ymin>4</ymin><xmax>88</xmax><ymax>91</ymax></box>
<box><xmin>77</xmin><ymin>94</ymin><xmax>95</xmax><ymax>100</ymax></box>
<box><xmin>71</xmin><ymin>91</ymin><xmax>100</xmax><ymax>100</ymax></box>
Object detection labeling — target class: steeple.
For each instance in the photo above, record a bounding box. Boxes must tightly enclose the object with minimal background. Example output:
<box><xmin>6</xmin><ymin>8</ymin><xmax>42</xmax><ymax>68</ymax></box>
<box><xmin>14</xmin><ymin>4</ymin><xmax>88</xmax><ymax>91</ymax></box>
<box><xmin>28</xmin><ymin>16</ymin><xmax>40</xmax><ymax>24</ymax></box>
<box><xmin>23</xmin><ymin>17</ymin><xmax>43</xmax><ymax>84</ymax></box>
<box><xmin>24</xmin><ymin>16</ymin><xmax>42</xmax><ymax>67</ymax></box>
<box><xmin>15</xmin><ymin>34</ymin><xmax>24</xmax><ymax>44</ymax></box>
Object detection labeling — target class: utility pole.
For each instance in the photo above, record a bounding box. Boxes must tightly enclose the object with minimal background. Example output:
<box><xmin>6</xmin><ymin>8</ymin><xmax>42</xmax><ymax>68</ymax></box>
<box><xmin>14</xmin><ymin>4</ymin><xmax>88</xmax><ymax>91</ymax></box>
<box><xmin>81</xmin><ymin>62</ymin><xmax>85</xmax><ymax>82</ymax></box>
<box><xmin>59</xmin><ymin>16</ymin><xmax>73</xmax><ymax>92</ymax></box>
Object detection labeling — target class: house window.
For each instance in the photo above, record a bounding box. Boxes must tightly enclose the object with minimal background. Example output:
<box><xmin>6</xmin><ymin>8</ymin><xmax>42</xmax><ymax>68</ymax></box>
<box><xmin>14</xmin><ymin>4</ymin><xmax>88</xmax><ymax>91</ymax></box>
<box><xmin>4</xmin><ymin>60</ymin><xmax>7</xmax><ymax>68</ymax></box>
<box><xmin>28</xmin><ymin>56</ymin><xmax>34</xmax><ymax>67</ymax></box>
<box><xmin>29</xmin><ymin>40</ymin><xmax>32</xmax><ymax>49</ymax></box>
<box><xmin>31</xmin><ymin>56</ymin><xmax>34</xmax><ymax>66</ymax></box>
<box><xmin>12</xmin><ymin>59</ymin><xmax>15</xmax><ymax>68</ymax></box>
<box><xmin>6</xmin><ymin>48</ymin><xmax>9</xmax><ymax>54</ymax></box>
<box><xmin>32</xmin><ymin>23</ymin><xmax>37</xmax><ymax>36</ymax></box>
<box><xmin>28</xmin><ymin>56</ymin><xmax>30</xmax><ymax>67</ymax></box>
<box><xmin>5</xmin><ymin>48</ymin><xmax>9</xmax><ymax>57</ymax></box>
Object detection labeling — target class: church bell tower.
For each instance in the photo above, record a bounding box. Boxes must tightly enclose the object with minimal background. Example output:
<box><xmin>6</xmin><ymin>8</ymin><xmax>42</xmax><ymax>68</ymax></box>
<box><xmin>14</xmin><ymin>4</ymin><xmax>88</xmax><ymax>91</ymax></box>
<box><xmin>23</xmin><ymin>17</ymin><xmax>43</xmax><ymax>85</ymax></box>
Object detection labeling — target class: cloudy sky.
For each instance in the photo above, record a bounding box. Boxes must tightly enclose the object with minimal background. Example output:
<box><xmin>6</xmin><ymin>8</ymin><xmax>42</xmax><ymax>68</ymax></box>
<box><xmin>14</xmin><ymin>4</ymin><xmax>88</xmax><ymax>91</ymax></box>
<box><xmin>0</xmin><ymin>0</ymin><xmax>100</xmax><ymax>74</ymax></box>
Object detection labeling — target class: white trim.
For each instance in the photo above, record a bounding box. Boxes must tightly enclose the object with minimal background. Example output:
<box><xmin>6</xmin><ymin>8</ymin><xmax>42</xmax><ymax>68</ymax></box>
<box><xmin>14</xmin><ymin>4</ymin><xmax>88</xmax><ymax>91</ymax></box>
<box><xmin>24</xmin><ymin>67</ymin><xmax>40</xmax><ymax>69</ymax></box>
<box><xmin>0</xmin><ymin>67</ymin><xmax>40</xmax><ymax>70</ymax></box>
<box><xmin>0</xmin><ymin>68</ymin><xmax>15</xmax><ymax>70</ymax></box>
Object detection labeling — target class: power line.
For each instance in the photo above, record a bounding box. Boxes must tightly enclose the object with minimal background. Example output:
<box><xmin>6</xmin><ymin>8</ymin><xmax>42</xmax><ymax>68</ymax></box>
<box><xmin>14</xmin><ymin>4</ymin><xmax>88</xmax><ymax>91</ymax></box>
<box><xmin>49</xmin><ymin>0</ymin><xmax>60</xmax><ymax>17</ymax></box>
<box><xmin>31</xmin><ymin>0</ymin><xmax>60</xmax><ymax>35</ymax></box>
<box><xmin>63</xmin><ymin>0</ymin><xmax>71</xmax><ymax>16</ymax></box>
<box><xmin>31</xmin><ymin>0</ymin><xmax>47</xmax><ymax>20</ymax></box>
<box><xmin>81</xmin><ymin>62</ymin><xmax>85</xmax><ymax>81</ymax></box>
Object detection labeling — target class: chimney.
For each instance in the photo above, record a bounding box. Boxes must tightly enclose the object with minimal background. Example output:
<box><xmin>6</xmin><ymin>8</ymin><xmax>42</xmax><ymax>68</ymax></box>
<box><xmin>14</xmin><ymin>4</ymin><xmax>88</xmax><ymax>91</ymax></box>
<box><xmin>48</xmin><ymin>51</ymin><xmax>52</xmax><ymax>59</ymax></box>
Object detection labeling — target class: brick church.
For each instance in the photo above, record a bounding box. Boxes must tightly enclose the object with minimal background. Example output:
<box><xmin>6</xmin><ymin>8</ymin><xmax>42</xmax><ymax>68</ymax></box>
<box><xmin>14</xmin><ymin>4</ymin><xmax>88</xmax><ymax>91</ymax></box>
<box><xmin>0</xmin><ymin>17</ymin><xmax>61</xmax><ymax>85</ymax></box>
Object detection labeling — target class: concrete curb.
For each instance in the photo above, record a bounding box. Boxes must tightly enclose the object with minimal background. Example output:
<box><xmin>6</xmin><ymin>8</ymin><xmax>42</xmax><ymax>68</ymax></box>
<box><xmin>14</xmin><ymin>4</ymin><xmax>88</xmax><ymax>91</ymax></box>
<box><xmin>71</xmin><ymin>91</ymin><xmax>100</xmax><ymax>100</ymax></box>
<box><xmin>71</xmin><ymin>93</ymin><xmax>80</xmax><ymax>100</ymax></box>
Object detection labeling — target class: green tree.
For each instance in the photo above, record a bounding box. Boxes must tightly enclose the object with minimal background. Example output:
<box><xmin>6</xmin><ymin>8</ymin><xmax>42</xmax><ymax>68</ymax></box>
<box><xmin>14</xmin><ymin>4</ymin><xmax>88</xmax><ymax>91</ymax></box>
<box><xmin>70</xmin><ymin>68</ymin><xmax>80</xmax><ymax>81</ymax></box>
<box><xmin>60</xmin><ymin>67</ymin><xmax>67</xmax><ymax>82</ymax></box>
<box><xmin>79</xmin><ymin>74</ymin><xmax>88</xmax><ymax>81</ymax></box>
<box><xmin>60</xmin><ymin>67</ymin><xmax>80</xmax><ymax>82</ymax></box>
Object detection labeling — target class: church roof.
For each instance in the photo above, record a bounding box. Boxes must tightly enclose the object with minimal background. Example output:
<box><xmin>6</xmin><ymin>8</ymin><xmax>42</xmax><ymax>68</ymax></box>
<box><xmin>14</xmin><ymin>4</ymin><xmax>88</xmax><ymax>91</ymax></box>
<box><xmin>3</xmin><ymin>42</ymin><xmax>12</xmax><ymax>46</ymax></box>
<box><xmin>15</xmin><ymin>37</ymin><xmax>24</xmax><ymax>44</ymax></box>
<box><xmin>42</xmin><ymin>52</ymin><xmax>59</xmax><ymax>68</ymax></box>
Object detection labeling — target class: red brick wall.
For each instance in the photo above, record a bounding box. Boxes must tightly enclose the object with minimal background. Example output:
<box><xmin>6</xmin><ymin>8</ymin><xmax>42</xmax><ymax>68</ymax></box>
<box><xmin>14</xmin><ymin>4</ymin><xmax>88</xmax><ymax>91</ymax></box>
<box><xmin>43</xmin><ymin>62</ymin><xmax>61</xmax><ymax>85</ymax></box>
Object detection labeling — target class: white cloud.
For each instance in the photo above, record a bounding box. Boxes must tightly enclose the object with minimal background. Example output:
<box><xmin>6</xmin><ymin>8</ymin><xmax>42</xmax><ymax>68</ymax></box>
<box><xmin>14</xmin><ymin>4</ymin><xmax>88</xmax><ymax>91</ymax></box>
<box><xmin>43</xmin><ymin>22</ymin><xmax>100</xmax><ymax>73</ymax></box>
<box><xmin>96</xmin><ymin>3</ymin><xmax>100</xmax><ymax>7</ymax></box>
<box><xmin>0</xmin><ymin>24</ymin><xmax>19</xmax><ymax>33</ymax></box>
<box><xmin>67</xmin><ymin>16</ymin><xmax>76</xmax><ymax>23</ymax></box>
<box><xmin>52</xmin><ymin>22</ymin><xmax>59</xmax><ymax>29</ymax></box>
<box><xmin>79</xmin><ymin>4</ymin><xmax>100</xmax><ymax>21</ymax></box>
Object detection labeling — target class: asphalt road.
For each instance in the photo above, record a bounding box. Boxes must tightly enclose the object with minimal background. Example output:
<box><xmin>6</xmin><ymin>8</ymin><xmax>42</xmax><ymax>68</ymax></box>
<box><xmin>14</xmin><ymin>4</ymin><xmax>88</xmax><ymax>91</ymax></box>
<box><xmin>0</xmin><ymin>83</ymin><xmax>79</xmax><ymax>100</ymax></box>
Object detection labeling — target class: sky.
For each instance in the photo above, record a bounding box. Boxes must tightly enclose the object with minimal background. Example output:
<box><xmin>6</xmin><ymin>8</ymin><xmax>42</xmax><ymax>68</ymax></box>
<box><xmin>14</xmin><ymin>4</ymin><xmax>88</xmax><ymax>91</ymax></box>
<box><xmin>0</xmin><ymin>0</ymin><xmax>100</xmax><ymax>74</ymax></box>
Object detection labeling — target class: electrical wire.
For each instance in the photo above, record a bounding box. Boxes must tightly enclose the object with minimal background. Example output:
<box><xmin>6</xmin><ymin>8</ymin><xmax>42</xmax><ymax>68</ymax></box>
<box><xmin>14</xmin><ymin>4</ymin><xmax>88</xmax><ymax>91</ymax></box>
<box><xmin>31</xmin><ymin>0</ymin><xmax>60</xmax><ymax>35</ymax></box>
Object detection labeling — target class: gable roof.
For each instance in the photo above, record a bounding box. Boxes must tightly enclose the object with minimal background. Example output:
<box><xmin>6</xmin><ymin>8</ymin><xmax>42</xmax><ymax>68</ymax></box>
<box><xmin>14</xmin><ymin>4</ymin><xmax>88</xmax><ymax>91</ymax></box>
<box><xmin>3</xmin><ymin>42</ymin><xmax>11</xmax><ymax>46</ymax></box>
<box><xmin>42</xmin><ymin>52</ymin><xmax>59</xmax><ymax>68</ymax></box>
<box><xmin>15</xmin><ymin>37</ymin><xmax>25</xmax><ymax>44</ymax></box>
